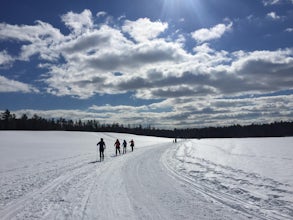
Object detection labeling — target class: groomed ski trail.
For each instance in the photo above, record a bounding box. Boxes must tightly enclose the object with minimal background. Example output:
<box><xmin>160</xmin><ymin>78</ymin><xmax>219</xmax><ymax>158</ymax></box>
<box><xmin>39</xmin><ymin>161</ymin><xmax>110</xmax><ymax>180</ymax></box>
<box><xmin>1</xmin><ymin>139</ymin><xmax>260</xmax><ymax>220</ymax></box>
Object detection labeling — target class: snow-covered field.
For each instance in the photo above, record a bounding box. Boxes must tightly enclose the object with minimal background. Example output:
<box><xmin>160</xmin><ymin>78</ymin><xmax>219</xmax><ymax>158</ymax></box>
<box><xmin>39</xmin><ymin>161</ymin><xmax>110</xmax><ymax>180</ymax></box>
<box><xmin>164</xmin><ymin>137</ymin><xmax>293</xmax><ymax>220</ymax></box>
<box><xmin>0</xmin><ymin>131</ymin><xmax>292</xmax><ymax>220</ymax></box>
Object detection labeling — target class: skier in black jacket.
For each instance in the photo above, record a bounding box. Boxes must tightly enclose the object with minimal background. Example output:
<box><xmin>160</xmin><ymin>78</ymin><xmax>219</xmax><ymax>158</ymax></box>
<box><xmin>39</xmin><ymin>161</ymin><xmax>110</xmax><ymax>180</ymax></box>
<box><xmin>122</xmin><ymin>140</ymin><xmax>127</xmax><ymax>154</ymax></box>
<box><xmin>97</xmin><ymin>138</ymin><xmax>106</xmax><ymax>161</ymax></box>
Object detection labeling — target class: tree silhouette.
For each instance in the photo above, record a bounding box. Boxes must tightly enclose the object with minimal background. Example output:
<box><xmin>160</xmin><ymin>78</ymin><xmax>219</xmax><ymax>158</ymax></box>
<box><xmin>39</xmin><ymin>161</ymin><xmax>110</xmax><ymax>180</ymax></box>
<box><xmin>0</xmin><ymin>109</ymin><xmax>292</xmax><ymax>138</ymax></box>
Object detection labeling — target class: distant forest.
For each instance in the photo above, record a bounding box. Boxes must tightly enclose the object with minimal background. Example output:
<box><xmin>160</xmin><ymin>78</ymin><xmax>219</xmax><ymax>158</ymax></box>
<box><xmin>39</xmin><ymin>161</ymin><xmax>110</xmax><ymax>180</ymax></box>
<box><xmin>1</xmin><ymin>109</ymin><xmax>292</xmax><ymax>138</ymax></box>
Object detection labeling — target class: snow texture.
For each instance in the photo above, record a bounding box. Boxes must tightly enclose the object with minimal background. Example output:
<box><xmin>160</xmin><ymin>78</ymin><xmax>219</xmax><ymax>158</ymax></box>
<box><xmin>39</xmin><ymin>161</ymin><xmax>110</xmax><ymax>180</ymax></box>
<box><xmin>0</xmin><ymin>131</ymin><xmax>292</xmax><ymax>220</ymax></box>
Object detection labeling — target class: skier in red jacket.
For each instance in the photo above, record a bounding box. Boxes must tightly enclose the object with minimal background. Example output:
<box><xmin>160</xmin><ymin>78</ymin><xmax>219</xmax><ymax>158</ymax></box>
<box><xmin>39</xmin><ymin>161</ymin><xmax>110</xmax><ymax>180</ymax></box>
<box><xmin>114</xmin><ymin>139</ymin><xmax>121</xmax><ymax>156</ymax></box>
<box><xmin>130</xmin><ymin>139</ymin><xmax>134</xmax><ymax>152</ymax></box>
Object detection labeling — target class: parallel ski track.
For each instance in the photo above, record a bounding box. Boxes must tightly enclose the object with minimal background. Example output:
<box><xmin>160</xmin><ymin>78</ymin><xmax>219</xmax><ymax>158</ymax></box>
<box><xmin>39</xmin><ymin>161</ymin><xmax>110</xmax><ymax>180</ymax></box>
<box><xmin>78</xmin><ymin>160</ymin><xmax>115</xmax><ymax>220</ymax></box>
<box><xmin>161</xmin><ymin>145</ymin><xmax>287</xmax><ymax>220</ymax></box>
<box><xmin>0</xmin><ymin>153</ymin><xmax>92</xmax><ymax>175</ymax></box>
<box><xmin>3</xmin><ymin>135</ymin><xmax>288</xmax><ymax>220</ymax></box>
<box><xmin>0</xmin><ymin>156</ymin><xmax>99</xmax><ymax>220</ymax></box>
<box><xmin>0</xmin><ymin>131</ymin><xmax>117</xmax><ymax>219</ymax></box>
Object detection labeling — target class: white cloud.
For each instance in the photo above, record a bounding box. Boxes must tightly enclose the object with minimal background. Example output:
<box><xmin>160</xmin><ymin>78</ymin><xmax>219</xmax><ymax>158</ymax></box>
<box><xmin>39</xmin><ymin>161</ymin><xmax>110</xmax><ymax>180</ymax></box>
<box><xmin>193</xmin><ymin>43</ymin><xmax>214</xmax><ymax>53</ymax></box>
<box><xmin>61</xmin><ymin>9</ymin><xmax>93</xmax><ymax>33</ymax></box>
<box><xmin>0</xmin><ymin>75</ymin><xmax>39</xmax><ymax>93</ymax></box>
<box><xmin>263</xmin><ymin>0</ymin><xmax>281</xmax><ymax>5</ymax></box>
<box><xmin>1</xmin><ymin>11</ymin><xmax>292</xmax><ymax>101</ymax></box>
<box><xmin>230</xmin><ymin>49</ymin><xmax>293</xmax><ymax>77</ymax></box>
<box><xmin>285</xmin><ymin>28</ymin><xmax>293</xmax><ymax>32</ymax></box>
<box><xmin>96</xmin><ymin>11</ymin><xmax>107</xmax><ymax>18</ymax></box>
<box><xmin>0</xmin><ymin>51</ymin><xmax>14</xmax><ymax>67</ymax></box>
<box><xmin>267</xmin><ymin>12</ymin><xmax>281</xmax><ymax>20</ymax></box>
<box><xmin>0</xmin><ymin>21</ymin><xmax>63</xmax><ymax>43</ymax></box>
<box><xmin>122</xmin><ymin>18</ymin><xmax>168</xmax><ymax>42</ymax></box>
<box><xmin>89</xmin><ymin>104</ymin><xmax>149</xmax><ymax>113</ymax></box>
<box><xmin>0</xmin><ymin>20</ymin><xmax>64</xmax><ymax>62</ymax></box>
<box><xmin>191</xmin><ymin>22</ymin><xmax>232</xmax><ymax>43</ymax></box>
<box><xmin>179</xmin><ymin>18</ymin><xmax>185</xmax><ymax>23</ymax></box>
<box><xmin>263</xmin><ymin>0</ymin><xmax>293</xmax><ymax>5</ymax></box>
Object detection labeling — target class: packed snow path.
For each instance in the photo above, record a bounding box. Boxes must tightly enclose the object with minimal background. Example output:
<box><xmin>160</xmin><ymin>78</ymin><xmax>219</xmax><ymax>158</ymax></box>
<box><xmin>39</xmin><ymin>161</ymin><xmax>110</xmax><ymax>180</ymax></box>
<box><xmin>0</xmin><ymin>144</ymin><xmax>246</xmax><ymax>219</ymax></box>
<box><xmin>0</xmin><ymin>132</ymin><xmax>292</xmax><ymax>220</ymax></box>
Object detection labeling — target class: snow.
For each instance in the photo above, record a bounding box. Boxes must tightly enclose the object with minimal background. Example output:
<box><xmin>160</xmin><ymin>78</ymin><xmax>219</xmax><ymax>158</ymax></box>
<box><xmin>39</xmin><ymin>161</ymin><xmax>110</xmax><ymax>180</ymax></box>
<box><xmin>0</xmin><ymin>131</ymin><xmax>292</xmax><ymax>220</ymax></box>
<box><xmin>164</xmin><ymin>137</ymin><xmax>293</xmax><ymax>220</ymax></box>
<box><xmin>180</xmin><ymin>138</ymin><xmax>293</xmax><ymax>185</ymax></box>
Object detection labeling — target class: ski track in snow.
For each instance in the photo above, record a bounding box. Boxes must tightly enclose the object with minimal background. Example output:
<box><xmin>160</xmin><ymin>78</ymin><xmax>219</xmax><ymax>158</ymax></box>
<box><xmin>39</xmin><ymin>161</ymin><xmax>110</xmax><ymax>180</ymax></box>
<box><xmin>0</xmin><ymin>155</ymin><xmax>97</xmax><ymax>219</ymax></box>
<box><xmin>0</xmin><ymin>132</ymin><xmax>292</xmax><ymax>220</ymax></box>
<box><xmin>162</xmin><ymin>140</ymin><xmax>293</xmax><ymax>220</ymax></box>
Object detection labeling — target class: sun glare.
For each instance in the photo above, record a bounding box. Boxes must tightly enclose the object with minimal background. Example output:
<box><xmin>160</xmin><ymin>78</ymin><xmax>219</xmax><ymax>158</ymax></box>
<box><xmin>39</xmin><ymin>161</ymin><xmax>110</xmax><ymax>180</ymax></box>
<box><xmin>160</xmin><ymin>0</ymin><xmax>205</xmax><ymax>24</ymax></box>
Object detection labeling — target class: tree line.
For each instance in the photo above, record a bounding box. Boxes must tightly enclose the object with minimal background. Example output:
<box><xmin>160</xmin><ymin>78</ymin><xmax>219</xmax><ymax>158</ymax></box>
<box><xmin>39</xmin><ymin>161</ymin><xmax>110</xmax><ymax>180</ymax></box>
<box><xmin>1</xmin><ymin>109</ymin><xmax>292</xmax><ymax>138</ymax></box>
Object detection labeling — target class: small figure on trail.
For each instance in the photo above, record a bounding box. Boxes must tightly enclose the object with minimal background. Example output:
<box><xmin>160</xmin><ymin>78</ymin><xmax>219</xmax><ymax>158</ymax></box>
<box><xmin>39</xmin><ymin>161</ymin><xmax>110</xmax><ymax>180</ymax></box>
<box><xmin>97</xmin><ymin>138</ymin><xmax>106</xmax><ymax>161</ymax></box>
<box><xmin>122</xmin><ymin>140</ymin><xmax>127</xmax><ymax>154</ymax></box>
<box><xmin>114</xmin><ymin>139</ymin><xmax>121</xmax><ymax>156</ymax></box>
<box><xmin>129</xmin><ymin>139</ymin><xmax>134</xmax><ymax>152</ymax></box>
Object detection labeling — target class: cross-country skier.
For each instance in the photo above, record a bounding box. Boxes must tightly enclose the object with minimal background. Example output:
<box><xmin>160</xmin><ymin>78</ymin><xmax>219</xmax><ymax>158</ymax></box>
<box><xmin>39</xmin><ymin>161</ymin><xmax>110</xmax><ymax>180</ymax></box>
<box><xmin>114</xmin><ymin>139</ymin><xmax>121</xmax><ymax>156</ymax></box>
<box><xmin>122</xmin><ymin>140</ymin><xmax>127</xmax><ymax>154</ymax></box>
<box><xmin>130</xmin><ymin>139</ymin><xmax>134</xmax><ymax>152</ymax></box>
<box><xmin>97</xmin><ymin>138</ymin><xmax>106</xmax><ymax>161</ymax></box>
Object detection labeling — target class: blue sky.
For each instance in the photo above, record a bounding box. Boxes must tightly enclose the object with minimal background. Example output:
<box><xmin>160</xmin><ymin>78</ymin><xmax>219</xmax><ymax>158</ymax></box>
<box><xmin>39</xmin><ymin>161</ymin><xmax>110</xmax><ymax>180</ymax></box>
<box><xmin>0</xmin><ymin>0</ymin><xmax>292</xmax><ymax>128</ymax></box>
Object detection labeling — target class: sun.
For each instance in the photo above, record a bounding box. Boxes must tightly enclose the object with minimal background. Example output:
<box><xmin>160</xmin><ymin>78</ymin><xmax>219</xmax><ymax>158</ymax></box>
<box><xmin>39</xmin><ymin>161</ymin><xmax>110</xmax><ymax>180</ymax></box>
<box><xmin>160</xmin><ymin>0</ymin><xmax>205</xmax><ymax>24</ymax></box>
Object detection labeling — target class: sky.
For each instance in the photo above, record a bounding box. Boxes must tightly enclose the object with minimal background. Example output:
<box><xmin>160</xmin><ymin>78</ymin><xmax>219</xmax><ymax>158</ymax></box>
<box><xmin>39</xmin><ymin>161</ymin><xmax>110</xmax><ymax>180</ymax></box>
<box><xmin>0</xmin><ymin>0</ymin><xmax>293</xmax><ymax>128</ymax></box>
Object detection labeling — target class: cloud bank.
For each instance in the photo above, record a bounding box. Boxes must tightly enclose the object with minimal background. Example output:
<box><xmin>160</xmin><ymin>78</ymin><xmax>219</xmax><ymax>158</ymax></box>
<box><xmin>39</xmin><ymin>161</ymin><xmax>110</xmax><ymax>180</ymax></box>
<box><xmin>0</xmin><ymin>76</ymin><xmax>39</xmax><ymax>93</ymax></box>
<box><xmin>0</xmin><ymin>9</ymin><xmax>292</xmax><ymax>127</ymax></box>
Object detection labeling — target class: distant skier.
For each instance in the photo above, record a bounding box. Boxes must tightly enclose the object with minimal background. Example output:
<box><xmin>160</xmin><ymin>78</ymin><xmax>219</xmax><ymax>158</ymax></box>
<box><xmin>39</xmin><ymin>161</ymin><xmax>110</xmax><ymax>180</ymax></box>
<box><xmin>122</xmin><ymin>140</ymin><xmax>127</xmax><ymax>154</ymax></box>
<box><xmin>130</xmin><ymin>139</ymin><xmax>134</xmax><ymax>152</ymax></box>
<box><xmin>114</xmin><ymin>139</ymin><xmax>121</xmax><ymax>156</ymax></box>
<box><xmin>97</xmin><ymin>138</ymin><xmax>106</xmax><ymax>161</ymax></box>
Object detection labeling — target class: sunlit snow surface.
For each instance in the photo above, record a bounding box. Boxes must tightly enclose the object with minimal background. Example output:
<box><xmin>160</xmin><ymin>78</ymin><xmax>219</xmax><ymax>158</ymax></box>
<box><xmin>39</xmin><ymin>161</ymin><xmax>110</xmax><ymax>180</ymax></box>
<box><xmin>0</xmin><ymin>131</ymin><xmax>169</xmax><ymax>213</ymax></box>
<box><xmin>0</xmin><ymin>131</ymin><xmax>166</xmax><ymax>170</ymax></box>
<box><xmin>165</xmin><ymin>137</ymin><xmax>293</xmax><ymax>219</ymax></box>
<box><xmin>0</xmin><ymin>131</ymin><xmax>292</xmax><ymax>219</ymax></box>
